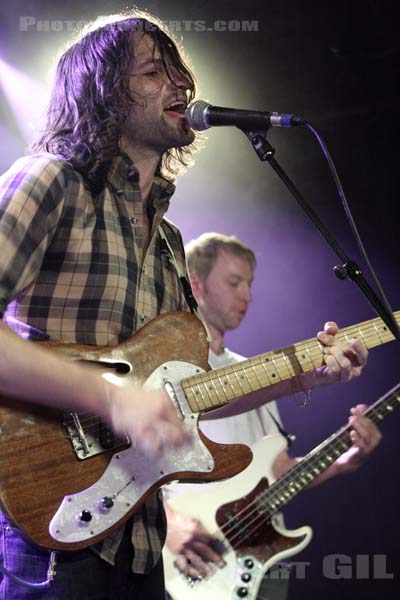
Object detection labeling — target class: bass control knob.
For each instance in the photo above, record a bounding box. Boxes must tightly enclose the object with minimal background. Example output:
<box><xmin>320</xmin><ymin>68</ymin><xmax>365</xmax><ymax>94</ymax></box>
<box><xmin>99</xmin><ymin>496</ymin><xmax>114</xmax><ymax>511</ymax></box>
<box><xmin>77</xmin><ymin>509</ymin><xmax>92</xmax><ymax>523</ymax></box>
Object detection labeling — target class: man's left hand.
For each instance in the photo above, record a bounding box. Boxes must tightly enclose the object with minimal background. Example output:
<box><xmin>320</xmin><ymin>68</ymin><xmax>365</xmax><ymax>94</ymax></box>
<box><xmin>302</xmin><ymin>321</ymin><xmax>368</xmax><ymax>388</ymax></box>
<box><xmin>334</xmin><ymin>404</ymin><xmax>382</xmax><ymax>473</ymax></box>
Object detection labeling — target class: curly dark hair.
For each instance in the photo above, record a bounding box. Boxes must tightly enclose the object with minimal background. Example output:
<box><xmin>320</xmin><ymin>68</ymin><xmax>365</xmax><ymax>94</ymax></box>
<box><xmin>32</xmin><ymin>11</ymin><xmax>199</xmax><ymax>188</ymax></box>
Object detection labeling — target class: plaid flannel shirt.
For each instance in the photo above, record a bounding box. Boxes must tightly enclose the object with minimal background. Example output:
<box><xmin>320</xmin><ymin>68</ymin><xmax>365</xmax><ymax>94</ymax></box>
<box><xmin>0</xmin><ymin>152</ymin><xmax>190</xmax><ymax>573</ymax></box>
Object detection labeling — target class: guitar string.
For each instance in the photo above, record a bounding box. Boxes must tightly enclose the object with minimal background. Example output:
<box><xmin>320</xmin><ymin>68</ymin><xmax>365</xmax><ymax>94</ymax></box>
<box><xmin>66</xmin><ymin>317</ymin><xmax>396</xmax><ymax>427</ymax></box>
<box><xmin>191</xmin><ymin>326</ymin><xmax>390</xmax><ymax>390</ymax></box>
<box><xmin>68</xmin><ymin>323</ymin><xmax>395</xmax><ymax>439</ymax></box>
<box><xmin>222</xmin><ymin>435</ymin><xmax>350</xmax><ymax>550</ymax></box>
<box><xmin>221</xmin><ymin>393</ymin><xmax>397</xmax><ymax>547</ymax></box>
<box><xmin>206</xmin><ymin>391</ymin><xmax>399</xmax><ymax>553</ymax></box>
<box><xmin>210</xmin><ymin>431</ymin><xmax>352</xmax><ymax>552</ymax></box>
<box><xmin>192</xmin><ymin>390</ymin><xmax>399</xmax><ymax>556</ymax></box>
<box><xmin>183</xmin><ymin>320</ymin><xmax>395</xmax><ymax>411</ymax></box>
<box><xmin>175</xmin><ymin>429</ymin><xmax>352</xmax><ymax>562</ymax></box>
<box><xmin>171</xmin><ymin>426</ymin><xmax>353</xmax><ymax>565</ymax></box>
<box><xmin>63</xmin><ymin>389</ymin><xmax>398</xmax><ymax>576</ymax></box>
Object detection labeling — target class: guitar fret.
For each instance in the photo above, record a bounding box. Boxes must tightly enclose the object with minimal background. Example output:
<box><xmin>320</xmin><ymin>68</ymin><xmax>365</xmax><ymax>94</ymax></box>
<box><xmin>215</xmin><ymin>386</ymin><xmax>400</xmax><ymax>556</ymax></box>
<box><xmin>192</xmin><ymin>384</ymin><xmax>208</xmax><ymax>411</ymax></box>
<box><xmin>281</xmin><ymin>354</ymin><xmax>295</xmax><ymax>378</ymax></box>
<box><xmin>203</xmin><ymin>380</ymin><xmax>220</xmax><ymax>409</ymax></box>
<box><xmin>257</xmin><ymin>360</ymin><xmax>271</xmax><ymax>387</ymax></box>
<box><xmin>279</xmin><ymin>359</ymin><xmax>291</xmax><ymax>380</ymax></box>
<box><xmin>259</xmin><ymin>358</ymin><xmax>275</xmax><ymax>387</ymax></box>
<box><xmin>251</xmin><ymin>362</ymin><xmax>268</xmax><ymax>388</ymax></box>
<box><xmin>240</xmin><ymin>364</ymin><xmax>258</xmax><ymax>393</ymax></box>
<box><xmin>342</xmin><ymin>324</ymin><xmax>356</xmax><ymax>339</ymax></box>
<box><xmin>357</xmin><ymin>328</ymin><xmax>366</xmax><ymax>343</ymax></box>
<box><xmin>372</xmin><ymin>320</ymin><xmax>385</xmax><ymax>344</ymax></box>
<box><xmin>290</xmin><ymin>347</ymin><xmax>313</xmax><ymax>373</ymax></box>
<box><xmin>182</xmin><ymin>312</ymin><xmax>399</xmax><ymax>413</ymax></box>
<box><xmin>307</xmin><ymin>344</ymin><xmax>321</xmax><ymax>369</ymax></box>
<box><xmin>223</xmin><ymin>366</ymin><xmax>240</xmax><ymax>398</ymax></box>
<box><xmin>209</xmin><ymin>373</ymin><xmax>230</xmax><ymax>403</ymax></box>
<box><xmin>208</xmin><ymin>370</ymin><xmax>236</xmax><ymax>407</ymax></box>
<box><xmin>270</xmin><ymin>358</ymin><xmax>281</xmax><ymax>383</ymax></box>
<box><xmin>214</xmin><ymin>371</ymin><xmax>234</xmax><ymax>401</ymax></box>
<box><xmin>6</xmin><ymin>311</ymin><xmax>400</xmax><ymax>554</ymax></box>
<box><xmin>207</xmin><ymin>377</ymin><xmax>222</xmax><ymax>403</ymax></box>
<box><xmin>198</xmin><ymin>380</ymin><xmax>214</xmax><ymax>409</ymax></box>
<box><xmin>207</xmin><ymin>380</ymin><xmax>223</xmax><ymax>407</ymax></box>
<box><xmin>231</xmin><ymin>368</ymin><xmax>248</xmax><ymax>395</ymax></box>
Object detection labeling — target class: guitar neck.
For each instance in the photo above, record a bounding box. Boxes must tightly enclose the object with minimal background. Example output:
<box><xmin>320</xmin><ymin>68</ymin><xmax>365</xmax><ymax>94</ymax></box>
<box><xmin>264</xmin><ymin>382</ymin><xmax>400</xmax><ymax>513</ymax></box>
<box><xmin>182</xmin><ymin>311</ymin><xmax>399</xmax><ymax>413</ymax></box>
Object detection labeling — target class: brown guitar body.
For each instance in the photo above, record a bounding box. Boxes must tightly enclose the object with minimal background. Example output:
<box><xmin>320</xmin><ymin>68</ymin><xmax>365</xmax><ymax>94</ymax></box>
<box><xmin>0</xmin><ymin>312</ymin><xmax>252</xmax><ymax>550</ymax></box>
<box><xmin>1</xmin><ymin>307</ymin><xmax>397</xmax><ymax>551</ymax></box>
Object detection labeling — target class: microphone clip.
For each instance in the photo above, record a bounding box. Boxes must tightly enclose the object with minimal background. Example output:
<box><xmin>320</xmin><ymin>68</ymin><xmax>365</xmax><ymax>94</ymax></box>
<box><xmin>242</xmin><ymin>129</ymin><xmax>275</xmax><ymax>162</ymax></box>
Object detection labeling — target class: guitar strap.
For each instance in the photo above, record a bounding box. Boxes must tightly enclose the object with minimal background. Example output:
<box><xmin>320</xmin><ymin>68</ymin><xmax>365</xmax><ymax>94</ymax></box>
<box><xmin>159</xmin><ymin>224</ymin><xmax>201</xmax><ymax>315</ymax></box>
<box><xmin>158</xmin><ymin>224</ymin><xmax>212</xmax><ymax>345</ymax></box>
<box><xmin>266</xmin><ymin>408</ymin><xmax>295</xmax><ymax>449</ymax></box>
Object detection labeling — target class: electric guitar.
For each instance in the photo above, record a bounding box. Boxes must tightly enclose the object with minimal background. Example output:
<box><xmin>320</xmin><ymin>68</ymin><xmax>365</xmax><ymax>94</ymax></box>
<box><xmin>0</xmin><ymin>310</ymin><xmax>398</xmax><ymax>551</ymax></box>
<box><xmin>164</xmin><ymin>382</ymin><xmax>400</xmax><ymax>600</ymax></box>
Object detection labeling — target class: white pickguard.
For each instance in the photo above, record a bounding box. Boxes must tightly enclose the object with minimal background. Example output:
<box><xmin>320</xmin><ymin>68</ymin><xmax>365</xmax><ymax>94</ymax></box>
<box><xmin>49</xmin><ymin>361</ymin><xmax>215</xmax><ymax>544</ymax></box>
<box><xmin>164</xmin><ymin>434</ymin><xmax>312</xmax><ymax>600</ymax></box>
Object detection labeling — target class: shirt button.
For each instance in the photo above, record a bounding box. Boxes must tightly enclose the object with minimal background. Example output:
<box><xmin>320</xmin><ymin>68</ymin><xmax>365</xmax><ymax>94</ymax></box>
<box><xmin>140</xmin><ymin>315</ymin><xmax>147</xmax><ymax>322</ymax></box>
<box><xmin>128</xmin><ymin>170</ymin><xmax>139</xmax><ymax>181</ymax></box>
<box><xmin>130</xmin><ymin>217</ymin><xmax>139</xmax><ymax>224</ymax></box>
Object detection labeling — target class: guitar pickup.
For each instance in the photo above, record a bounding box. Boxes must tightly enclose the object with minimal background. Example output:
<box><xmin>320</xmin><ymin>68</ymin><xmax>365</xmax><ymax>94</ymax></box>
<box><xmin>63</xmin><ymin>412</ymin><xmax>130</xmax><ymax>460</ymax></box>
<box><xmin>164</xmin><ymin>381</ymin><xmax>185</xmax><ymax>420</ymax></box>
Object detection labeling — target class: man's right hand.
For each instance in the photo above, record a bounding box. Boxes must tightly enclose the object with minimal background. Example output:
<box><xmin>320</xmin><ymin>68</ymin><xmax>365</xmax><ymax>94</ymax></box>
<box><xmin>164</xmin><ymin>503</ymin><xmax>225</xmax><ymax>579</ymax></box>
<box><xmin>105</xmin><ymin>383</ymin><xmax>192</xmax><ymax>459</ymax></box>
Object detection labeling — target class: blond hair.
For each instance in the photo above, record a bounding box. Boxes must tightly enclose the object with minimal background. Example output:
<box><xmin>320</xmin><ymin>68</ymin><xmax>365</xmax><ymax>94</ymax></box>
<box><xmin>185</xmin><ymin>232</ymin><xmax>256</xmax><ymax>280</ymax></box>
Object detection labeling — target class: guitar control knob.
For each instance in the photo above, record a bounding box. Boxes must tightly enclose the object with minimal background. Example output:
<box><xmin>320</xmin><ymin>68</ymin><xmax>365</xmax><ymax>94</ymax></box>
<box><xmin>244</xmin><ymin>558</ymin><xmax>254</xmax><ymax>569</ymax></box>
<box><xmin>99</xmin><ymin>496</ymin><xmax>114</xmax><ymax>511</ymax></box>
<box><xmin>237</xmin><ymin>588</ymin><xmax>248</xmax><ymax>598</ymax></box>
<box><xmin>77</xmin><ymin>509</ymin><xmax>92</xmax><ymax>523</ymax></box>
<box><xmin>241</xmin><ymin>572</ymin><xmax>252</xmax><ymax>583</ymax></box>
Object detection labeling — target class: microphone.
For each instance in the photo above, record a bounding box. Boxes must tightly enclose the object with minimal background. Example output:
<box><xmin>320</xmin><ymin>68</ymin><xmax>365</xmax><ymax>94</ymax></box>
<box><xmin>185</xmin><ymin>100</ymin><xmax>305</xmax><ymax>131</ymax></box>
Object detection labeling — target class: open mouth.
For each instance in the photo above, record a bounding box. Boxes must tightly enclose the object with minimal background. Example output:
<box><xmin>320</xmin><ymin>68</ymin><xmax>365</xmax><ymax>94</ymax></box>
<box><xmin>164</xmin><ymin>101</ymin><xmax>187</xmax><ymax>115</ymax></box>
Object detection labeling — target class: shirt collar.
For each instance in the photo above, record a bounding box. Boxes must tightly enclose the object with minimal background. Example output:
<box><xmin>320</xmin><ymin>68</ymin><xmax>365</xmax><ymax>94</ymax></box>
<box><xmin>107</xmin><ymin>153</ymin><xmax>176</xmax><ymax>215</ymax></box>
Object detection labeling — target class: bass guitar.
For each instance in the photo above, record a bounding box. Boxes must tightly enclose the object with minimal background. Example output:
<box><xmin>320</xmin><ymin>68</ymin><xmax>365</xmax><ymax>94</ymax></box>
<box><xmin>164</xmin><ymin>382</ymin><xmax>400</xmax><ymax>600</ymax></box>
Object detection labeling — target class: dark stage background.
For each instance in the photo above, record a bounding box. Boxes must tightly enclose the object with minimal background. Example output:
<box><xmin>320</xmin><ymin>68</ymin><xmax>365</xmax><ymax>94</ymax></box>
<box><xmin>0</xmin><ymin>1</ymin><xmax>399</xmax><ymax>598</ymax></box>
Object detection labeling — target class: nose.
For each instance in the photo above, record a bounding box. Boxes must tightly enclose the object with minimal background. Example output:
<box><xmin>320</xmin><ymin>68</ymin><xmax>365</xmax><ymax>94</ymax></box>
<box><xmin>239</xmin><ymin>283</ymin><xmax>252</xmax><ymax>304</ymax></box>
<box><xmin>168</xmin><ymin>66</ymin><xmax>193</xmax><ymax>94</ymax></box>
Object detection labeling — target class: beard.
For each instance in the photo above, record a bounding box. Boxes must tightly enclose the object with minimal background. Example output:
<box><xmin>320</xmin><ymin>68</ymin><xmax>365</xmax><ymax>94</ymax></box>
<box><xmin>123</xmin><ymin>106</ymin><xmax>195</xmax><ymax>155</ymax></box>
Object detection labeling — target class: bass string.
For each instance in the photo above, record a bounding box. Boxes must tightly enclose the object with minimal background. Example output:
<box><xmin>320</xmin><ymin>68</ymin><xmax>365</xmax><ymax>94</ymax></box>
<box><xmin>212</xmin><ymin>430</ymin><xmax>355</xmax><ymax>551</ymax></box>
<box><xmin>207</xmin><ymin>388</ymin><xmax>399</xmax><ymax>550</ymax></box>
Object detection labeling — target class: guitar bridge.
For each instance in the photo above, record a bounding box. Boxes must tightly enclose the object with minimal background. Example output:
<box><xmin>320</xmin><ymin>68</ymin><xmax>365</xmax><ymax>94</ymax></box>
<box><xmin>63</xmin><ymin>412</ymin><xmax>130</xmax><ymax>460</ymax></box>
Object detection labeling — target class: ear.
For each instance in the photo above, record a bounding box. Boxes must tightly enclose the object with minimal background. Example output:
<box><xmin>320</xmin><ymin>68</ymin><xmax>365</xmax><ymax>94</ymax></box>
<box><xmin>189</xmin><ymin>272</ymin><xmax>204</xmax><ymax>300</ymax></box>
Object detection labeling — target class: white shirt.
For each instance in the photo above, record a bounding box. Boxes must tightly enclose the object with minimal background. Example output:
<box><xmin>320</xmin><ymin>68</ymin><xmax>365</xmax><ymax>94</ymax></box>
<box><xmin>165</xmin><ymin>347</ymin><xmax>286</xmax><ymax>506</ymax></box>
<box><xmin>200</xmin><ymin>347</ymin><xmax>284</xmax><ymax>445</ymax></box>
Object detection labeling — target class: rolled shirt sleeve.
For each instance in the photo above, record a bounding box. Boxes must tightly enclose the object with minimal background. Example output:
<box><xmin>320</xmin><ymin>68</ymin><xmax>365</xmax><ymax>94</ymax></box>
<box><xmin>0</xmin><ymin>154</ymin><xmax>67</xmax><ymax>315</ymax></box>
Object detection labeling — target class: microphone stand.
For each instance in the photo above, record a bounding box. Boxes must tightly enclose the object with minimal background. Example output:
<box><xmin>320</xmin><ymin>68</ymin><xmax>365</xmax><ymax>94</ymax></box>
<box><xmin>242</xmin><ymin>128</ymin><xmax>400</xmax><ymax>342</ymax></box>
